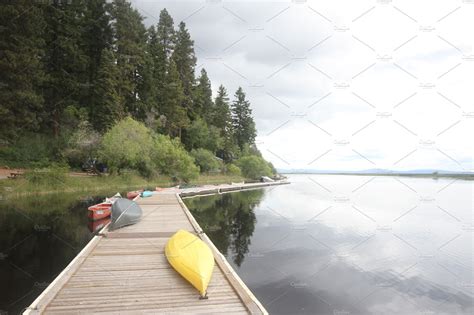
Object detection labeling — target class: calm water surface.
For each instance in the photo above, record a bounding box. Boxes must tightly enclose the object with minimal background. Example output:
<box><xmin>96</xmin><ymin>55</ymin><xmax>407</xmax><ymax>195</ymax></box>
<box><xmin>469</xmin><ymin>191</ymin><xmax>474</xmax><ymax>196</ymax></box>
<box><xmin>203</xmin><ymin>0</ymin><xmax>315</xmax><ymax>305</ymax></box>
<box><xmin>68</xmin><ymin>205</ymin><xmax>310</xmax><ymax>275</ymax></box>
<box><xmin>185</xmin><ymin>174</ymin><xmax>473</xmax><ymax>315</ymax></box>
<box><xmin>0</xmin><ymin>192</ymin><xmax>114</xmax><ymax>314</ymax></box>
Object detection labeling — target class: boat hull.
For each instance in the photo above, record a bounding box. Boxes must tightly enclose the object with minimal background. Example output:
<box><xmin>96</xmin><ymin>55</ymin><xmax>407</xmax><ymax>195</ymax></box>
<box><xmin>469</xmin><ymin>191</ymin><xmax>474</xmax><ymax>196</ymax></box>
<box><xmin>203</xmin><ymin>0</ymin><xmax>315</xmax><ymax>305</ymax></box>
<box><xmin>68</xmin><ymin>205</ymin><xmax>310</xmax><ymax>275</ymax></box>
<box><xmin>127</xmin><ymin>191</ymin><xmax>141</xmax><ymax>199</ymax></box>
<box><xmin>141</xmin><ymin>190</ymin><xmax>153</xmax><ymax>197</ymax></box>
<box><xmin>110</xmin><ymin>198</ymin><xmax>142</xmax><ymax>230</ymax></box>
<box><xmin>87</xmin><ymin>217</ymin><xmax>111</xmax><ymax>233</ymax></box>
<box><xmin>165</xmin><ymin>230</ymin><xmax>215</xmax><ymax>296</ymax></box>
<box><xmin>87</xmin><ymin>203</ymin><xmax>112</xmax><ymax>221</ymax></box>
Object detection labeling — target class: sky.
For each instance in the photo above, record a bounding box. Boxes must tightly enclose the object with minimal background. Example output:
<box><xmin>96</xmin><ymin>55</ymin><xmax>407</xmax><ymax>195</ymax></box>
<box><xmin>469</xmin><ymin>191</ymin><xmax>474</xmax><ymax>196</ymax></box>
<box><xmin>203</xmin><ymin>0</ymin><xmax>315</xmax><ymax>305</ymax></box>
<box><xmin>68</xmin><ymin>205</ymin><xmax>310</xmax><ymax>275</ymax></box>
<box><xmin>131</xmin><ymin>0</ymin><xmax>474</xmax><ymax>171</ymax></box>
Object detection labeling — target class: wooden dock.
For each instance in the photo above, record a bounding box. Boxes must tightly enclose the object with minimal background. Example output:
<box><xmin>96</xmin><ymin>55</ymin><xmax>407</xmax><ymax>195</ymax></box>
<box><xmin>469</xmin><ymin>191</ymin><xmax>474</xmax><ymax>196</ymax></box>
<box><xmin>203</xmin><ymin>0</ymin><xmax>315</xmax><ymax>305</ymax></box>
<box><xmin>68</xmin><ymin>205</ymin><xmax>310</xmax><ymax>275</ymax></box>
<box><xmin>24</xmin><ymin>181</ymin><xmax>288</xmax><ymax>314</ymax></box>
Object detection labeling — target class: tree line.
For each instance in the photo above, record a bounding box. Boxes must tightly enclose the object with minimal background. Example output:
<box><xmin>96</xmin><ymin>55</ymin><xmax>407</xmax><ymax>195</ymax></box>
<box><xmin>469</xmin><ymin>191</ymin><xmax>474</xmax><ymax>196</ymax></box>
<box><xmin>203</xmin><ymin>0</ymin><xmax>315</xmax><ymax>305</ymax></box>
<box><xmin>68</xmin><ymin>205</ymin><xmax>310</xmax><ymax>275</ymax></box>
<box><xmin>1</xmin><ymin>0</ymin><xmax>275</xmax><ymax>180</ymax></box>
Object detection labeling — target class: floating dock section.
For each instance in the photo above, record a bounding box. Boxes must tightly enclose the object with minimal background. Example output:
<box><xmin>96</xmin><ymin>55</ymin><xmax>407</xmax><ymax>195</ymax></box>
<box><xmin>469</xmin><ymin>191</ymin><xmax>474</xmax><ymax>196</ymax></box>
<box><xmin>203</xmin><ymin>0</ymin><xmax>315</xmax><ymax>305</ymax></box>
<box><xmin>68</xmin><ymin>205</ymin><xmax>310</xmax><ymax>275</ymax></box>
<box><xmin>24</xmin><ymin>181</ymin><xmax>289</xmax><ymax>314</ymax></box>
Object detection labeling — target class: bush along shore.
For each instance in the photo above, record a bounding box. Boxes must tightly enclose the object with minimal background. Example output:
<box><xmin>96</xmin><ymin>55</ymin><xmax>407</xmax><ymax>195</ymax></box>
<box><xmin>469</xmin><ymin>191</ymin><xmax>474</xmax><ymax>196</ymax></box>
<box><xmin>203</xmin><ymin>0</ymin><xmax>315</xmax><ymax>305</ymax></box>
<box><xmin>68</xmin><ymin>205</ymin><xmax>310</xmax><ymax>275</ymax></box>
<box><xmin>0</xmin><ymin>116</ymin><xmax>276</xmax><ymax>198</ymax></box>
<box><xmin>0</xmin><ymin>1</ymin><xmax>278</xmax><ymax>194</ymax></box>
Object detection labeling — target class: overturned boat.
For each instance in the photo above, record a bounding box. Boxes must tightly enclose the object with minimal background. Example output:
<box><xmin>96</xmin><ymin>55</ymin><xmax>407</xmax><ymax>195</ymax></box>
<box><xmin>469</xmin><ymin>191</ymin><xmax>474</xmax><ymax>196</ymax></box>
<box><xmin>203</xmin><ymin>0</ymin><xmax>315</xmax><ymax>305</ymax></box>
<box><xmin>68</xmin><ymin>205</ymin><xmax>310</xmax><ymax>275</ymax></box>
<box><xmin>141</xmin><ymin>190</ymin><xmax>153</xmax><ymax>197</ymax></box>
<box><xmin>165</xmin><ymin>230</ymin><xmax>215</xmax><ymax>298</ymax></box>
<box><xmin>110</xmin><ymin>198</ymin><xmax>143</xmax><ymax>230</ymax></box>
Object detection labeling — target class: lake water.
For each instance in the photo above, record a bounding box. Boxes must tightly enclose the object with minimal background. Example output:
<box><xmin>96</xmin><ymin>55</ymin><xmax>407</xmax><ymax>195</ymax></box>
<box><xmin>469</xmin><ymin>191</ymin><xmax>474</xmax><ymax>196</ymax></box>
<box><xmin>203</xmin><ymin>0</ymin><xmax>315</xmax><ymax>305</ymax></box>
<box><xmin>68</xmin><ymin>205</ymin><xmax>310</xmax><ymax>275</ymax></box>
<box><xmin>1</xmin><ymin>176</ymin><xmax>471</xmax><ymax>314</ymax></box>
<box><xmin>0</xmin><ymin>192</ymin><xmax>112</xmax><ymax>314</ymax></box>
<box><xmin>185</xmin><ymin>174</ymin><xmax>473</xmax><ymax>315</ymax></box>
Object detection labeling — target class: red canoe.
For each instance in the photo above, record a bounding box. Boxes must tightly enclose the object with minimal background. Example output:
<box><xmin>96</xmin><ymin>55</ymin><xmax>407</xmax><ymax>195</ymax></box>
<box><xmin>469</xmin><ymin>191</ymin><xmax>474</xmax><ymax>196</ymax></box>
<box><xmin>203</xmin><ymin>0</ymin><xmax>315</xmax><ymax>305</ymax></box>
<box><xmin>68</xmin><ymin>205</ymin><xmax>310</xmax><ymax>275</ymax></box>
<box><xmin>87</xmin><ymin>217</ymin><xmax>111</xmax><ymax>233</ymax></box>
<box><xmin>127</xmin><ymin>190</ymin><xmax>142</xmax><ymax>200</ymax></box>
<box><xmin>87</xmin><ymin>202</ymin><xmax>112</xmax><ymax>221</ymax></box>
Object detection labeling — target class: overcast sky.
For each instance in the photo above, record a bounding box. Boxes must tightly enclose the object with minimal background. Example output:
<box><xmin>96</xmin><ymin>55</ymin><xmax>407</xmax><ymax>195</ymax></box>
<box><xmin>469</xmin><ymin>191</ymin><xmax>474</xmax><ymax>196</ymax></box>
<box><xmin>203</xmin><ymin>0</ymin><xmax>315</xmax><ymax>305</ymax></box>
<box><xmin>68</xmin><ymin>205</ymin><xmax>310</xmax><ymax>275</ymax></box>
<box><xmin>131</xmin><ymin>0</ymin><xmax>473</xmax><ymax>171</ymax></box>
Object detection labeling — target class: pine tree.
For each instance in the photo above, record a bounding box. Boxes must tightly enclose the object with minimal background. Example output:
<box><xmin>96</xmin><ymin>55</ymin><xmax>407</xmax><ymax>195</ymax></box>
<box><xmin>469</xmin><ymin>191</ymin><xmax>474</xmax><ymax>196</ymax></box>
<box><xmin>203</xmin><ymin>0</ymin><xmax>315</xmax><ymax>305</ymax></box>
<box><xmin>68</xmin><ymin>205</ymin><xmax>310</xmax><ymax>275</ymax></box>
<box><xmin>82</xmin><ymin>0</ymin><xmax>112</xmax><ymax>115</ymax></box>
<box><xmin>141</xmin><ymin>26</ymin><xmax>160</xmax><ymax>113</ymax></box>
<box><xmin>173</xmin><ymin>21</ymin><xmax>196</xmax><ymax>112</ymax></box>
<box><xmin>0</xmin><ymin>1</ymin><xmax>46</xmax><ymax>140</ymax></box>
<box><xmin>136</xmin><ymin>27</ymin><xmax>158</xmax><ymax>119</ymax></box>
<box><xmin>110</xmin><ymin>0</ymin><xmax>147</xmax><ymax>119</ymax></box>
<box><xmin>213</xmin><ymin>85</ymin><xmax>231</xmax><ymax>131</ymax></box>
<box><xmin>156</xmin><ymin>9</ymin><xmax>175</xmax><ymax>59</ymax></box>
<box><xmin>162</xmin><ymin>60</ymin><xmax>189</xmax><ymax>137</ymax></box>
<box><xmin>213</xmin><ymin>85</ymin><xmax>237</xmax><ymax>162</ymax></box>
<box><xmin>231</xmin><ymin>87</ymin><xmax>256</xmax><ymax>150</ymax></box>
<box><xmin>193</xmin><ymin>68</ymin><xmax>213</xmax><ymax>121</ymax></box>
<box><xmin>42</xmin><ymin>0</ymin><xmax>88</xmax><ymax>136</ymax></box>
<box><xmin>155</xmin><ymin>9</ymin><xmax>175</xmax><ymax>113</ymax></box>
<box><xmin>90</xmin><ymin>48</ymin><xmax>124</xmax><ymax>131</ymax></box>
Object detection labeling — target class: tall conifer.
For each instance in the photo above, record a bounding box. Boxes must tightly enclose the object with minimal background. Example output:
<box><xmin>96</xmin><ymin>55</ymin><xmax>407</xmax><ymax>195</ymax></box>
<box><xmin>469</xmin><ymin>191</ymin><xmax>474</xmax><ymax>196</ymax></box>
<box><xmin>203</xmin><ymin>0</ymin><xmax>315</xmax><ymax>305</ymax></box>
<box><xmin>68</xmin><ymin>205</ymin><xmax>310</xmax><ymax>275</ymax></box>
<box><xmin>231</xmin><ymin>87</ymin><xmax>256</xmax><ymax>150</ymax></box>
<box><xmin>0</xmin><ymin>1</ymin><xmax>46</xmax><ymax>140</ymax></box>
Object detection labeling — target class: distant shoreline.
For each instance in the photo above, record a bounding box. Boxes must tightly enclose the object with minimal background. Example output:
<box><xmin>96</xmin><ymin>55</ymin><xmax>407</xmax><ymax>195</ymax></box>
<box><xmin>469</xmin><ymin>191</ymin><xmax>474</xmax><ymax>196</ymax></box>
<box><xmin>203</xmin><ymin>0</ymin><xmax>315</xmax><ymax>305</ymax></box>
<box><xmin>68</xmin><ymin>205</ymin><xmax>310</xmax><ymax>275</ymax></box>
<box><xmin>279</xmin><ymin>172</ymin><xmax>474</xmax><ymax>179</ymax></box>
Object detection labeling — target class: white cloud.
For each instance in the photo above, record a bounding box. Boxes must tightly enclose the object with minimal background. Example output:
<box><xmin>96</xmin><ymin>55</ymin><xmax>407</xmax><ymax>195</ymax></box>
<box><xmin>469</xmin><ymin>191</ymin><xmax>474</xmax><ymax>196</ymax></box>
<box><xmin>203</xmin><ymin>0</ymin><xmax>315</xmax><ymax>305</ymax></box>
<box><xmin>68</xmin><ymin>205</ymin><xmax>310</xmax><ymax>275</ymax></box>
<box><xmin>132</xmin><ymin>0</ymin><xmax>474</xmax><ymax>171</ymax></box>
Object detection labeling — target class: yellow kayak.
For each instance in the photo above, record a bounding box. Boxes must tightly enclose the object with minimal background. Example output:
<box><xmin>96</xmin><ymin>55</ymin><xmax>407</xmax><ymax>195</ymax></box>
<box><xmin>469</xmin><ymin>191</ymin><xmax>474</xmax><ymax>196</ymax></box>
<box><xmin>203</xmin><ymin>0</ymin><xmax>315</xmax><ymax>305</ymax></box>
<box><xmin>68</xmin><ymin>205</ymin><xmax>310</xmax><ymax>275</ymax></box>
<box><xmin>165</xmin><ymin>230</ymin><xmax>215</xmax><ymax>297</ymax></box>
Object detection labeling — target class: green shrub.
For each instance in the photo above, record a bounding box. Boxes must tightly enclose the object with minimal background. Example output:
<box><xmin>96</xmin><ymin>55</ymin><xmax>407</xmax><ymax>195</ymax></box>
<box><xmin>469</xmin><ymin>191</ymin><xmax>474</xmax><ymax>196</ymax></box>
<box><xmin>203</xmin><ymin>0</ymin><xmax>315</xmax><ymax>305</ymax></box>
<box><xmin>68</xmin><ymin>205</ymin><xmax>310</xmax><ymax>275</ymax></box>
<box><xmin>238</xmin><ymin>143</ymin><xmax>261</xmax><ymax>158</ymax></box>
<box><xmin>226</xmin><ymin>163</ymin><xmax>242</xmax><ymax>176</ymax></box>
<box><xmin>236</xmin><ymin>155</ymin><xmax>272</xmax><ymax>179</ymax></box>
<box><xmin>267</xmin><ymin>161</ymin><xmax>277</xmax><ymax>175</ymax></box>
<box><xmin>98</xmin><ymin>117</ymin><xmax>200</xmax><ymax>181</ymax></box>
<box><xmin>185</xmin><ymin>118</ymin><xmax>223</xmax><ymax>152</ymax></box>
<box><xmin>0</xmin><ymin>133</ymin><xmax>60</xmax><ymax>167</ymax></box>
<box><xmin>191</xmin><ymin>148</ymin><xmax>220</xmax><ymax>173</ymax></box>
<box><xmin>152</xmin><ymin>134</ymin><xmax>199</xmax><ymax>182</ymax></box>
<box><xmin>99</xmin><ymin>117</ymin><xmax>154</xmax><ymax>176</ymax></box>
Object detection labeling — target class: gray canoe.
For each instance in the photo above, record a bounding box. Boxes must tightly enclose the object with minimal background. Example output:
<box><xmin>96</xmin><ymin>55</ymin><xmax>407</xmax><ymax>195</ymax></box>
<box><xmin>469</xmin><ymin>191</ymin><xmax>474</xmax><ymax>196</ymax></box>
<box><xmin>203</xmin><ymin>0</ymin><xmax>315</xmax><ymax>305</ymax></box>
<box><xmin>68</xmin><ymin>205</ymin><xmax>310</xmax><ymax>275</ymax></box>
<box><xmin>110</xmin><ymin>198</ymin><xmax>143</xmax><ymax>230</ymax></box>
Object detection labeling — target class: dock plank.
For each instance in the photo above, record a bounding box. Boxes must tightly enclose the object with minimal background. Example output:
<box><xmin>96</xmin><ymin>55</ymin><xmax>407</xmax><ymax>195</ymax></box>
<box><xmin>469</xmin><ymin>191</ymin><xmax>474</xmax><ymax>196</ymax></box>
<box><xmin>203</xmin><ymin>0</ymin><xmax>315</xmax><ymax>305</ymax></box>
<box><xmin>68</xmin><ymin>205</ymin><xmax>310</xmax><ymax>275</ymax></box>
<box><xmin>24</xmin><ymin>181</ymin><xmax>288</xmax><ymax>314</ymax></box>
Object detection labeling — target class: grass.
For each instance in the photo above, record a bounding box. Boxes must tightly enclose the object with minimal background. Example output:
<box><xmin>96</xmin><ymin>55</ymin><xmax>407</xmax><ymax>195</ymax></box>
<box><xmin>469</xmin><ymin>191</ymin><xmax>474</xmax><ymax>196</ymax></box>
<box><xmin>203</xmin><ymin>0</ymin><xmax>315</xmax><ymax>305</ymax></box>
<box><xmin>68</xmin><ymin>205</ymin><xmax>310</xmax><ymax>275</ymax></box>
<box><xmin>0</xmin><ymin>172</ymin><xmax>244</xmax><ymax>199</ymax></box>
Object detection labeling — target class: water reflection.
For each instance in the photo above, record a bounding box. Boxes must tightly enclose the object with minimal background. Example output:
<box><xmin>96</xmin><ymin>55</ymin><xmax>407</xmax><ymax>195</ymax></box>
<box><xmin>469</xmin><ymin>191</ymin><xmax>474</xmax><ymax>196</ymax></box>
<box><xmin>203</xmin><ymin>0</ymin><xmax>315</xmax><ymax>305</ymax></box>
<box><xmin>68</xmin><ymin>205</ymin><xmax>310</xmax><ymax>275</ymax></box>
<box><xmin>185</xmin><ymin>189</ymin><xmax>264</xmax><ymax>266</ymax></box>
<box><xmin>185</xmin><ymin>175</ymin><xmax>473</xmax><ymax>315</ymax></box>
<box><xmin>87</xmin><ymin>217</ymin><xmax>111</xmax><ymax>233</ymax></box>
<box><xmin>0</xmin><ymin>193</ymin><xmax>105</xmax><ymax>314</ymax></box>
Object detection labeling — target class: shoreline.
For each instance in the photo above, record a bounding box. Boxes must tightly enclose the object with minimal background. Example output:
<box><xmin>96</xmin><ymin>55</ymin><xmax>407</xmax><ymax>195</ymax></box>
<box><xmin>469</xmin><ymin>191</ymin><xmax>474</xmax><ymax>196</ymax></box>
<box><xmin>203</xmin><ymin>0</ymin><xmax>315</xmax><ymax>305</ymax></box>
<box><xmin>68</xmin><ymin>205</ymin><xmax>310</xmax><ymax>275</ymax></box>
<box><xmin>280</xmin><ymin>172</ymin><xmax>474</xmax><ymax>179</ymax></box>
<box><xmin>0</xmin><ymin>174</ymin><xmax>246</xmax><ymax>199</ymax></box>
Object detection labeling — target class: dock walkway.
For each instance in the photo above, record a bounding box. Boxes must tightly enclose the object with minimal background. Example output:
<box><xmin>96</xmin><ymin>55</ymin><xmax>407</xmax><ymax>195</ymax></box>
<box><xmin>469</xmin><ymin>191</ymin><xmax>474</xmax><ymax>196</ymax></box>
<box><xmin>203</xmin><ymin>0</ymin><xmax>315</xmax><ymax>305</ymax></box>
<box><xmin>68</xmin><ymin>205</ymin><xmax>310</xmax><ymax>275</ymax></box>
<box><xmin>25</xmin><ymin>181</ymin><xmax>288</xmax><ymax>314</ymax></box>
